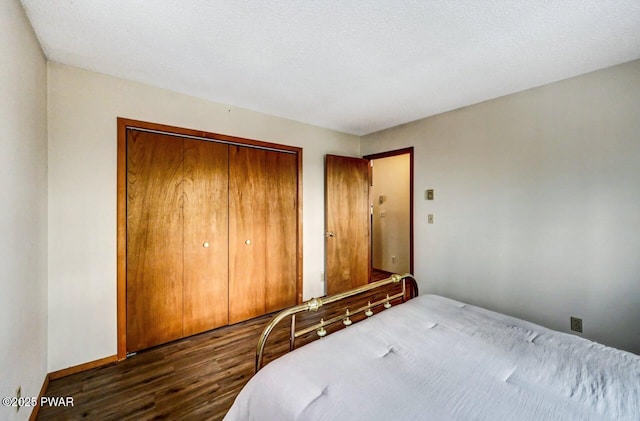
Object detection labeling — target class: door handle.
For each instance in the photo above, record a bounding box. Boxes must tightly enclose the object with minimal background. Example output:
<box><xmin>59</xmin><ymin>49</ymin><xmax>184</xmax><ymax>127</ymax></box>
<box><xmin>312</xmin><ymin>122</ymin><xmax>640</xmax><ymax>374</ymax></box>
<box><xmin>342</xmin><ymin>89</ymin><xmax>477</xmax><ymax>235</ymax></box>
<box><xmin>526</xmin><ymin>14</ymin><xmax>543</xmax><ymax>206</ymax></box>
<box><xmin>325</xmin><ymin>231</ymin><xmax>335</xmax><ymax>238</ymax></box>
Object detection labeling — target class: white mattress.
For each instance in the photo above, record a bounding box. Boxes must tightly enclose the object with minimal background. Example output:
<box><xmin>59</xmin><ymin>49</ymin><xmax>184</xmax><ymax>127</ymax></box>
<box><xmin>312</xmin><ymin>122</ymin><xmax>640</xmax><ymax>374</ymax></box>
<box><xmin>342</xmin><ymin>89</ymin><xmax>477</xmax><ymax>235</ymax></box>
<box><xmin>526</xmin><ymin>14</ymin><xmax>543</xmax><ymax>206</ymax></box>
<box><xmin>225</xmin><ymin>294</ymin><xmax>640</xmax><ymax>420</ymax></box>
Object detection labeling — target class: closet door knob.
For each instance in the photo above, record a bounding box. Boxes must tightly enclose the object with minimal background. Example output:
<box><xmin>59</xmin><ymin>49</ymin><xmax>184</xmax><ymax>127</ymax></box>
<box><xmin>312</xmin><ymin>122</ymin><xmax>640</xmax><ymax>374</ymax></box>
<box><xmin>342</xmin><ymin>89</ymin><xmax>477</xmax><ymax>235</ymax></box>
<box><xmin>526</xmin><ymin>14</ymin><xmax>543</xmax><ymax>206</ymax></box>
<box><xmin>203</xmin><ymin>242</ymin><xmax>210</xmax><ymax>248</ymax></box>
<box><xmin>245</xmin><ymin>239</ymin><xmax>252</xmax><ymax>245</ymax></box>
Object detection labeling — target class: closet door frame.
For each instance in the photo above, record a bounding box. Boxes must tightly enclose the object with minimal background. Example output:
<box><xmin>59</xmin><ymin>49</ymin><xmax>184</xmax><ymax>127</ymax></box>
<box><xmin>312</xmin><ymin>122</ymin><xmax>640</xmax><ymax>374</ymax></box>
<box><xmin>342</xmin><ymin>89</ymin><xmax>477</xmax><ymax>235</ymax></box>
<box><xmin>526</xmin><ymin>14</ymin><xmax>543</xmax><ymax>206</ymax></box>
<box><xmin>116</xmin><ymin>118</ymin><xmax>303</xmax><ymax>361</ymax></box>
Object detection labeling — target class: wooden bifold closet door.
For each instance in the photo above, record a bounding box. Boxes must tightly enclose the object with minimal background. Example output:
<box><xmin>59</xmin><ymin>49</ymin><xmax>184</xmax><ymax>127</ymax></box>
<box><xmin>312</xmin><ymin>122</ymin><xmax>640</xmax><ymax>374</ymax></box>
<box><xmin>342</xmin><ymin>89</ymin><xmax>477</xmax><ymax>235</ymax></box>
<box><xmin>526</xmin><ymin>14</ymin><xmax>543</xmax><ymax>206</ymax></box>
<box><xmin>182</xmin><ymin>139</ymin><xmax>229</xmax><ymax>336</ymax></box>
<box><xmin>126</xmin><ymin>131</ymin><xmax>185</xmax><ymax>351</ymax></box>
<box><xmin>126</xmin><ymin>128</ymin><xmax>297</xmax><ymax>353</ymax></box>
<box><xmin>127</xmin><ymin>130</ymin><xmax>229</xmax><ymax>352</ymax></box>
<box><xmin>228</xmin><ymin>147</ymin><xmax>297</xmax><ymax>324</ymax></box>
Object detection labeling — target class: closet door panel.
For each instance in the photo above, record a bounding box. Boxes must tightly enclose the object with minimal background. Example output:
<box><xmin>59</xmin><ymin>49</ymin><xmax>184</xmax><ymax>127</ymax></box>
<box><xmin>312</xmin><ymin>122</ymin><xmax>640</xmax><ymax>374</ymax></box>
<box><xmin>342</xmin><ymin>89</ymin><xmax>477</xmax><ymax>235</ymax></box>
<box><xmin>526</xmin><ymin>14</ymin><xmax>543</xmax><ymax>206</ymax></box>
<box><xmin>265</xmin><ymin>151</ymin><xmax>298</xmax><ymax>312</ymax></box>
<box><xmin>229</xmin><ymin>146</ymin><xmax>267</xmax><ymax>323</ymax></box>
<box><xmin>126</xmin><ymin>130</ymin><xmax>184</xmax><ymax>352</ymax></box>
<box><xmin>183</xmin><ymin>140</ymin><xmax>229</xmax><ymax>336</ymax></box>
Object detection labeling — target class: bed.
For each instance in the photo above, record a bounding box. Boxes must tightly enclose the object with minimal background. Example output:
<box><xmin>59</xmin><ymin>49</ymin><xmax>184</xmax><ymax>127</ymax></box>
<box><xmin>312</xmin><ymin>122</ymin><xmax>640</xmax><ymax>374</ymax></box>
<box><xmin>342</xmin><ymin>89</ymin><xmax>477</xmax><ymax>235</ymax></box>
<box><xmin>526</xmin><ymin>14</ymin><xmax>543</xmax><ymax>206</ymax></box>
<box><xmin>225</xmin><ymin>275</ymin><xmax>640</xmax><ymax>420</ymax></box>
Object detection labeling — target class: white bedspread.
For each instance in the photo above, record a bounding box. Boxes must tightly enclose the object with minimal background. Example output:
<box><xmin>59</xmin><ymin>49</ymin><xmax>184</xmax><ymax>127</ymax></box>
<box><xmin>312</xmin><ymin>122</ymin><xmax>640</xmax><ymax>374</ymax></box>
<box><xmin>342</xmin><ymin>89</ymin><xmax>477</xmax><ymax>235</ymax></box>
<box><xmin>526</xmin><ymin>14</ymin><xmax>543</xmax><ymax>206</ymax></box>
<box><xmin>225</xmin><ymin>294</ymin><xmax>640</xmax><ymax>420</ymax></box>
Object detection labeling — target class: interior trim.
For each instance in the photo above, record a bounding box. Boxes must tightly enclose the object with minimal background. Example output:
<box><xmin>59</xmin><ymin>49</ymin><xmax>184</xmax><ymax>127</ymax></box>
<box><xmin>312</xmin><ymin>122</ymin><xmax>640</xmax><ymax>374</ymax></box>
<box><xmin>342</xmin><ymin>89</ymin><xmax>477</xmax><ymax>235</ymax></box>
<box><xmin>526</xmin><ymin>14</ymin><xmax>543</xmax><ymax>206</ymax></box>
<box><xmin>363</xmin><ymin>147</ymin><xmax>415</xmax><ymax>274</ymax></box>
<box><xmin>49</xmin><ymin>355</ymin><xmax>118</xmax><ymax>380</ymax></box>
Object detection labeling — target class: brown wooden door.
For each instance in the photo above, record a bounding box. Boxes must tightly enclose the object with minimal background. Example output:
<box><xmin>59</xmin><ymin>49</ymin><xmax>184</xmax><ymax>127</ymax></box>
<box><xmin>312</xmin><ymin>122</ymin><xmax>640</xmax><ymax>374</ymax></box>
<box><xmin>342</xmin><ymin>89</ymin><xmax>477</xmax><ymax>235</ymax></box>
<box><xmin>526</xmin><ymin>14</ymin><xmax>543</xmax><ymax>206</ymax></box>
<box><xmin>182</xmin><ymin>139</ymin><xmax>229</xmax><ymax>336</ymax></box>
<box><xmin>127</xmin><ymin>132</ymin><xmax>231</xmax><ymax>351</ymax></box>
<box><xmin>265</xmin><ymin>151</ymin><xmax>298</xmax><ymax>312</ymax></box>
<box><xmin>228</xmin><ymin>146</ymin><xmax>267</xmax><ymax>323</ymax></box>
<box><xmin>127</xmin><ymin>130</ymin><xmax>184</xmax><ymax>351</ymax></box>
<box><xmin>325</xmin><ymin>155</ymin><xmax>370</xmax><ymax>295</ymax></box>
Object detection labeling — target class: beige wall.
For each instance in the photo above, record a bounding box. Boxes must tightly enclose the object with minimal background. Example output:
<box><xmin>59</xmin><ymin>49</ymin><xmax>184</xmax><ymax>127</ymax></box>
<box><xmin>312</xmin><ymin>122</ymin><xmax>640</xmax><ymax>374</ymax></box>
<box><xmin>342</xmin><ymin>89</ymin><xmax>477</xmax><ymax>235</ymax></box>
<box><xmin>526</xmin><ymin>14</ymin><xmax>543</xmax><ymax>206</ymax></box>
<box><xmin>47</xmin><ymin>63</ymin><xmax>360</xmax><ymax>372</ymax></box>
<box><xmin>362</xmin><ymin>60</ymin><xmax>640</xmax><ymax>354</ymax></box>
<box><xmin>0</xmin><ymin>1</ymin><xmax>48</xmax><ymax>419</ymax></box>
<box><xmin>371</xmin><ymin>154</ymin><xmax>411</xmax><ymax>273</ymax></box>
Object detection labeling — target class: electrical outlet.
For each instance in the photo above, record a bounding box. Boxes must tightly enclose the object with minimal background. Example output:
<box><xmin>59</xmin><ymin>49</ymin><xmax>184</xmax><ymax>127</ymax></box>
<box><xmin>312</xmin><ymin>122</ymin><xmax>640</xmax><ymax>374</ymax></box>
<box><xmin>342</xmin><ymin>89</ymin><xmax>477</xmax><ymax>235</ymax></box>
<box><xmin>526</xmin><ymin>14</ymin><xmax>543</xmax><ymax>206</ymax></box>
<box><xmin>428</xmin><ymin>214</ymin><xmax>434</xmax><ymax>224</ymax></box>
<box><xmin>16</xmin><ymin>386</ymin><xmax>21</xmax><ymax>412</ymax></box>
<box><xmin>391</xmin><ymin>256</ymin><xmax>396</xmax><ymax>264</ymax></box>
<box><xmin>570</xmin><ymin>316</ymin><xmax>583</xmax><ymax>333</ymax></box>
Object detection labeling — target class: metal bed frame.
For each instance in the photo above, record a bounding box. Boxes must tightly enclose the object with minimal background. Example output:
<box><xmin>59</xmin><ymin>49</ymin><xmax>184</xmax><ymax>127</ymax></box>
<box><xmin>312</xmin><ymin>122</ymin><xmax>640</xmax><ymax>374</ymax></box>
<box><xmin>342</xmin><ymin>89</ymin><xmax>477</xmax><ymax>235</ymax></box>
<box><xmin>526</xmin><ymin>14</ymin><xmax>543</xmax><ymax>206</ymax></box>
<box><xmin>256</xmin><ymin>273</ymin><xmax>418</xmax><ymax>371</ymax></box>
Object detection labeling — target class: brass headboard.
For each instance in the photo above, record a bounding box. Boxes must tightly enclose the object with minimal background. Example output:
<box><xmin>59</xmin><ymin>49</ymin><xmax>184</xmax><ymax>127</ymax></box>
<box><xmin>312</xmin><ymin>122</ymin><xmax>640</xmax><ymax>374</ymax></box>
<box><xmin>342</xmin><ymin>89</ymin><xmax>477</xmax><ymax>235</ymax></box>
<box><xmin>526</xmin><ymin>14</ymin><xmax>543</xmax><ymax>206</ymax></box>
<box><xmin>256</xmin><ymin>273</ymin><xmax>418</xmax><ymax>371</ymax></box>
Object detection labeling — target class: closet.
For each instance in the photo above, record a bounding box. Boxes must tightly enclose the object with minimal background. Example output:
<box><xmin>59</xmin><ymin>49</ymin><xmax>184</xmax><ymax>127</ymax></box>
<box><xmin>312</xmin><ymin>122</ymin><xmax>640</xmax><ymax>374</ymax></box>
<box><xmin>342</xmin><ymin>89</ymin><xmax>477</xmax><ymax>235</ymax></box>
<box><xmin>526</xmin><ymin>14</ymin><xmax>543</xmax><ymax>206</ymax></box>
<box><xmin>123</xmin><ymin>123</ymin><xmax>299</xmax><ymax>353</ymax></box>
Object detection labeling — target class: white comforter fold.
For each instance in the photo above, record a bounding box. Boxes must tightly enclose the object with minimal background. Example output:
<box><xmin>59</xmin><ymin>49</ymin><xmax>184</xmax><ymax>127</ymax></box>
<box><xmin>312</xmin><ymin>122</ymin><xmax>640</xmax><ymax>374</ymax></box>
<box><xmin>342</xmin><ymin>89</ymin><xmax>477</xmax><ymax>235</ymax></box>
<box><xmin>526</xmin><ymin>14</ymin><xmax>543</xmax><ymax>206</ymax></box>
<box><xmin>225</xmin><ymin>294</ymin><xmax>640</xmax><ymax>420</ymax></box>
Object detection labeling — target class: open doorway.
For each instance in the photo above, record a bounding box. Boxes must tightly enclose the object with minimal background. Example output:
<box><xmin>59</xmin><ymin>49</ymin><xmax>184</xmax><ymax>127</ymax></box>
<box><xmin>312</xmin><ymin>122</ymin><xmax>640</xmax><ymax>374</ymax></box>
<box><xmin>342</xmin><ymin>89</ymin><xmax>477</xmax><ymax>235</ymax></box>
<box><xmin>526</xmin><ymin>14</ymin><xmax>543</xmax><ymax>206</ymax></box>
<box><xmin>364</xmin><ymin>148</ymin><xmax>413</xmax><ymax>280</ymax></box>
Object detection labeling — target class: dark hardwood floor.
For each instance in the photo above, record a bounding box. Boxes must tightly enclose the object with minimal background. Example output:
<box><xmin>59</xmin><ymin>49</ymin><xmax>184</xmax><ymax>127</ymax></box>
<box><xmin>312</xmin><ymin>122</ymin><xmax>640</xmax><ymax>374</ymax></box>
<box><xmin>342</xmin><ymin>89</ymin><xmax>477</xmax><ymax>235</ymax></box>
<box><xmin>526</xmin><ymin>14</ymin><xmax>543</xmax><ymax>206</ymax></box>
<box><xmin>371</xmin><ymin>268</ymin><xmax>394</xmax><ymax>281</ymax></box>
<box><xmin>38</xmin><ymin>275</ymin><xmax>411</xmax><ymax>420</ymax></box>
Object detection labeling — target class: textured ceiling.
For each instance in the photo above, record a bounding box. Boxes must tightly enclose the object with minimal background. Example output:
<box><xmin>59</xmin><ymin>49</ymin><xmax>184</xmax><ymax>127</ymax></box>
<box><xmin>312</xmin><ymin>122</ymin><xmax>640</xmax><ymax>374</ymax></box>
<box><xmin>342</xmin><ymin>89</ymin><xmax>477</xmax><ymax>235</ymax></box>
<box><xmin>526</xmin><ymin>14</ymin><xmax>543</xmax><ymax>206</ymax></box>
<box><xmin>20</xmin><ymin>1</ymin><xmax>640</xmax><ymax>135</ymax></box>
